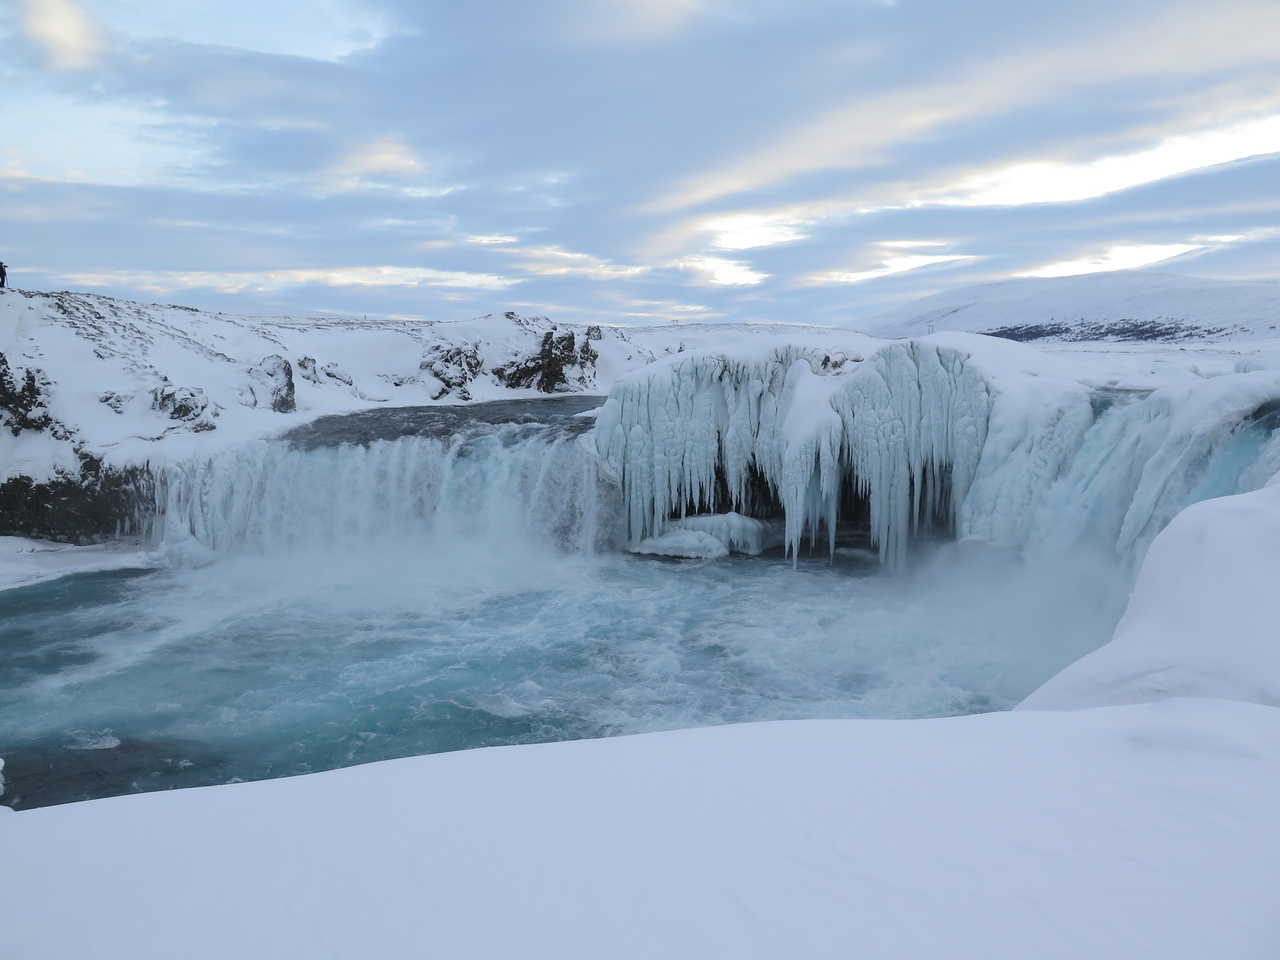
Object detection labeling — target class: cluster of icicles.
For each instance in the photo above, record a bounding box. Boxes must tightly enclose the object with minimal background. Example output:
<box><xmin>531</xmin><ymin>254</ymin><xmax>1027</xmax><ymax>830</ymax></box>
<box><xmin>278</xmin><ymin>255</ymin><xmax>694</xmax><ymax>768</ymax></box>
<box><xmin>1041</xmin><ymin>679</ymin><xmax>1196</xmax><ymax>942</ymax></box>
<box><xmin>593</xmin><ymin>340</ymin><xmax>1280</xmax><ymax>568</ymax></box>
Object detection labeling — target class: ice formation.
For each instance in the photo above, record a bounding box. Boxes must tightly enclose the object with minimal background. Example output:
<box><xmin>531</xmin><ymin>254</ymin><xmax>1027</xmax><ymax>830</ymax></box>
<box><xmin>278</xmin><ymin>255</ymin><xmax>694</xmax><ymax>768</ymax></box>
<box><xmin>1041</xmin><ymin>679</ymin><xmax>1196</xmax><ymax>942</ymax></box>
<box><xmin>629</xmin><ymin>529</ymin><xmax>730</xmax><ymax>559</ymax></box>
<box><xmin>594</xmin><ymin>334</ymin><xmax>1280</xmax><ymax>566</ymax></box>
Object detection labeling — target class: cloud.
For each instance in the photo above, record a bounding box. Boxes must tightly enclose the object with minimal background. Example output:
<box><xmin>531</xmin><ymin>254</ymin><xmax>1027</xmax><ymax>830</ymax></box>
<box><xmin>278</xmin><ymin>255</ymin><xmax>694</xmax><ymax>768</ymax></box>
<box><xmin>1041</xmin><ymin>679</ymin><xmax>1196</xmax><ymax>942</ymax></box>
<box><xmin>7</xmin><ymin>0</ymin><xmax>1280</xmax><ymax>325</ymax></box>
<box><xmin>60</xmin><ymin>266</ymin><xmax>520</xmax><ymax>295</ymax></box>
<box><xmin>676</xmin><ymin>256</ymin><xmax>769</xmax><ymax>286</ymax></box>
<box><xmin>932</xmin><ymin>114</ymin><xmax>1280</xmax><ymax>207</ymax></box>
<box><xmin>1018</xmin><ymin>243</ymin><xmax>1203</xmax><ymax>279</ymax></box>
<box><xmin>577</xmin><ymin>0</ymin><xmax>706</xmax><ymax>41</ymax></box>
<box><xmin>650</xmin><ymin>1</ymin><xmax>1280</xmax><ymax>212</ymax></box>
<box><xmin>21</xmin><ymin>0</ymin><xmax>102</xmax><ymax>70</ymax></box>
<box><xmin>333</xmin><ymin>138</ymin><xmax>425</xmax><ymax>179</ymax></box>
<box><xmin>803</xmin><ymin>252</ymin><xmax>977</xmax><ymax>286</ymax></box>
<box><xmin>702</xmin><ymin>213</ymin><xmax>811</xmax><ymax>251</ymax></box>
<box><xmin>508</xmin><ymin>246</ymin><xmax>650</xmax><ymax>280</ymax></box>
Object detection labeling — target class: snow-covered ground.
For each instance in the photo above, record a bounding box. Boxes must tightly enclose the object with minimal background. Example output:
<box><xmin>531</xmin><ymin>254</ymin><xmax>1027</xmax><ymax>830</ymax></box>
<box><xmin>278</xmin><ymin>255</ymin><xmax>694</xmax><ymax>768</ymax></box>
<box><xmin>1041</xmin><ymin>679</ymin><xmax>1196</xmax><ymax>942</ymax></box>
<box><xmin>867</xmin><ymin>271</ymin><xmax>1280</xmax><ymax>341</ymax></box>
<box><xmin>3</xmin><ymin>481</ymin><xmax>1279</xmax><ymax>958</ymax></box>
<box><xmin>0</xmin><ymin>536</ymin><xmax>159</xmax><ymax>592</ymax></box>
<box><xmin>0</xmin><ymin>287</ymin><xmax>861</xmax><ymax>479</ymax></box>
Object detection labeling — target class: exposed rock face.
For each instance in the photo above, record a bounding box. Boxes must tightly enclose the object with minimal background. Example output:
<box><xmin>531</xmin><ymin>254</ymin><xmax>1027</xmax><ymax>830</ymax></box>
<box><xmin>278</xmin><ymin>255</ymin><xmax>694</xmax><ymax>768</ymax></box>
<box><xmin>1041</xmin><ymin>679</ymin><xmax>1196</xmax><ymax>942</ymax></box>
<box><xmin>151</xmin><ymin>381</ymin><xmax>216</xmax><ymax>430</ymax></box>
<box><xmin>0</xmin><ymin>454</ymin><xmax>154</xmax><ymax>543</ymax></box>
<box><xmin>0</xmin><ymin>353</ymin><xmax>54</xmax><ymax>436</ymax></box>
<box><xmin>420</xmin><ymin>344</ymin><xmax>485</xmax><ymax>400</ymax></box>
<box><xmin>494</xmin><ymin>330</ymin><xmax>597</xmax><ymax>393</ymax></box>
<box><xmin>239</xmin><ymin>355</ymin><xmax>296</xmax><ymax>413</ymax></box>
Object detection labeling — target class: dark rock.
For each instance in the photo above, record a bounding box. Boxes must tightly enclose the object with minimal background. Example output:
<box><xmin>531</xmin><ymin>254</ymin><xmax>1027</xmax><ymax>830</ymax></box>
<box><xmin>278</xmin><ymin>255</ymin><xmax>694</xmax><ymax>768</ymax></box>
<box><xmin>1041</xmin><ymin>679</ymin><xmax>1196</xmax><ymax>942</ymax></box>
<box><xmin>0</xmin><ymin>352</ymin><xmax>53</xmax><ymax>436</ymax></box>
<box><xmin>297</xmin><ymin>356</ymin><xmax>322</xmax><ymax>383</ymax></box>
<box><xmin>420</xmin><ymin>343</ymin><xmax>485</xmax><ymax>400</ymax></box>
<box><xmin>982</xmin><ymin>319</ymin><xmax>1241</xmax><ymax>343</ymax></box>
<box><xmin>585</xmin><ymin>324</ymin><xmax>603</xmax><ymax>341</ymax></box>
<box><xmin>99</xmin><ymin>390</ymin><xmax>130</xmax><ymax>413</ymax></box>
<box><xmin>494</xmin><ymin>330</ymin><xmax>594</xmax><ymax>393</ymax></box>
<box><xmin>0</xmin><ymin>735</ymin><xmax>229</xmax><ymax>810</ymax></box>
<box><xmin>0</xmin><ymin>454</ymin><xmax>155</xmax><ymax>543</ymax></box>
<box><xmin>240</xmin><ymin>354</ymin><xmax>296</xmax><ymax>413</ymax></box>
<box><xmin>151</xmin><ymin>380</ymin><xmax>211</xmax><ymax>423</ymax></box>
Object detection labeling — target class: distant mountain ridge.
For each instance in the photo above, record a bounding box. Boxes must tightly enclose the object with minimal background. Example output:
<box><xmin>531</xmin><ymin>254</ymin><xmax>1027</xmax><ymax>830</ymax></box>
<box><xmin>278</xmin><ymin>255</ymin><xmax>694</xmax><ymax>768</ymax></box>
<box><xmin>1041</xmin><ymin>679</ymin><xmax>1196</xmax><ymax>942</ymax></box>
<box><xmin>866</xmin><ymin>272</ymin><xmax>1280</xmax><ymax>342</ymax></box>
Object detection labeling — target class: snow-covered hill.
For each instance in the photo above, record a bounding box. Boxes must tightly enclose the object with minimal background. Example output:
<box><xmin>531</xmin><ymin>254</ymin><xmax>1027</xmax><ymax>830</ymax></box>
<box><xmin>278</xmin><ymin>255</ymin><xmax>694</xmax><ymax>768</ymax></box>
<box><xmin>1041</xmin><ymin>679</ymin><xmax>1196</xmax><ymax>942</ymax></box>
<box><xmin>867</xmin><ymin>272</ymin><xmax>1280</xmax><ymax>341</ymax></box>
<box><xmin>0</xmin><ymin>288</ymin><xmax>866</xmax><ymax>477</ymax></box>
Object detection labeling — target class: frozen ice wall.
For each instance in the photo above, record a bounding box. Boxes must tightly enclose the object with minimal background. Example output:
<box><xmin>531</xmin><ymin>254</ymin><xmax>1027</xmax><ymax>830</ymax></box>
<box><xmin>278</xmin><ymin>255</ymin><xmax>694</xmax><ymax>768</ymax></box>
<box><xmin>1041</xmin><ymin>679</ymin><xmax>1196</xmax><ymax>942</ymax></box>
<box><xmin>594</xmin><ymin>334</ymin><xmax>1280</xmax><ymax>566</ymax></box>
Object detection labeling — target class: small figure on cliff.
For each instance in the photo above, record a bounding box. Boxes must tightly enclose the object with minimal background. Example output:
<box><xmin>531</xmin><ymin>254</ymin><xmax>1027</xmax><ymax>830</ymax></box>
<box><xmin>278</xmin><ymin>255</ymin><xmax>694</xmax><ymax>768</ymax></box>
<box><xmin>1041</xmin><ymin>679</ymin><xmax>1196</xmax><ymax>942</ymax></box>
<box><xmin>0</xmin><ymin>262</ymin><xmax>7</xmax><ymax>289</ymax></box>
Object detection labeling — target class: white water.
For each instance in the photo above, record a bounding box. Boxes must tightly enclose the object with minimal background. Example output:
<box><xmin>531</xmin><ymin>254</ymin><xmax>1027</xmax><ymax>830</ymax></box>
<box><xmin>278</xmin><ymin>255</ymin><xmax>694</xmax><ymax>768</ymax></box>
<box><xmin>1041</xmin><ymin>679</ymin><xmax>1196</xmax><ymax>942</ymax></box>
<box><xmin>156</xmin><ymin>421</ymin><xmax>613</xmax><ymax>557</ymax></box>
<box><xmin>4</xmin><ymin>371</ymin><xmax>1279</xmax><ymax>809</ymax></box>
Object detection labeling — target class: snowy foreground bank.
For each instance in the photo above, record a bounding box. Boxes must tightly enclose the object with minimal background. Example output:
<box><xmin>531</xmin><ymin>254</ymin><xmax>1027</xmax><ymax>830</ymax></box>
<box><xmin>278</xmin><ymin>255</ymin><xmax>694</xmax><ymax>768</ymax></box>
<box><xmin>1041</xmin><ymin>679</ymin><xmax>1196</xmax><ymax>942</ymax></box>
<box><xmin>4</xmin><ymin>482</ymin><xmax>1279</xmax><ymax>958</ymax></box>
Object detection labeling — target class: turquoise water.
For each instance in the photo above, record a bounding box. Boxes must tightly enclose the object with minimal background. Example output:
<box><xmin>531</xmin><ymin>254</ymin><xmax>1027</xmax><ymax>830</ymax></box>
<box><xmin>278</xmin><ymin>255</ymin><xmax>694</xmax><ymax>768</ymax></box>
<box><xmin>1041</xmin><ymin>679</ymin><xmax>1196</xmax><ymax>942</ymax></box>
<box><xmin>0</xmin><ymin>542</ymin><xmax>1120</xmax><ymax>809</ymax></box>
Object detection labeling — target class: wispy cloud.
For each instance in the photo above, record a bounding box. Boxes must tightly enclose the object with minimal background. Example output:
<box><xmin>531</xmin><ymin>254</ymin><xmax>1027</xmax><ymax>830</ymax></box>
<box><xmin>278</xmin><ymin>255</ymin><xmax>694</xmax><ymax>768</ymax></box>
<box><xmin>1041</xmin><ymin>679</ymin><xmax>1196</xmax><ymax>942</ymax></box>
<box><xmin>932</xmin><ymin>114</ymin><xmax>1280</xmax><ymax>207</ymax></box>
<box><xmin>803</xmin><ymin>252</ymin><xmax>976</xmax><ymax>287</ymax></box>
<box><xmin>21</xmin><ymin>0</ymin><xmax>102</xmax><ymax>70</ymax></box>
<box><xmin>508</xmin><ymin>246</ymin><xmax>649</xmax><ymax>280</ymax></box>
<box><xmin>61</xmin><ymin>266</ymin><xmax>521</xmax><ymax>295</ymax></box>
<box><xmin>1018</xmin><ymin>243</ymin><xmax>1203</xmax><ymax>279</ymax></box>
<box><xmin>677</xmin><ymin>256</ymin><xmax>768</xmax><ymax>286</ymax></box>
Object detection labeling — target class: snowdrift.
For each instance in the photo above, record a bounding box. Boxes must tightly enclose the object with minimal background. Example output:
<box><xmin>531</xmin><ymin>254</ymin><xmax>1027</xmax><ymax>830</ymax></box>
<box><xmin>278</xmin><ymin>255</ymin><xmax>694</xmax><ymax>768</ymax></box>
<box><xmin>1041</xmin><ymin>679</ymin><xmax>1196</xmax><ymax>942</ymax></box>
<box><xmin>1022</xmin><ymin>478</ymin><xmax>1280</xmax><ymax>710</ymax></box>
<box><xmin>1</xmin><ymin>701</ymin><xmax>1276</xmax><ymax>959</ymax></box>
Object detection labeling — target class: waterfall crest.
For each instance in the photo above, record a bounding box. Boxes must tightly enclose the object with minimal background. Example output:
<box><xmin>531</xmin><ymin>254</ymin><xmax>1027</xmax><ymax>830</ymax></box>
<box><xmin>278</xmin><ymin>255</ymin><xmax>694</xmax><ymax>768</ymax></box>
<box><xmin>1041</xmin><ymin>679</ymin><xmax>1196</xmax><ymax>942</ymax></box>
<box><xmin>156</xmin><ymin>419</ymin><xmax>615</xmax><ymax>556</ymax></box>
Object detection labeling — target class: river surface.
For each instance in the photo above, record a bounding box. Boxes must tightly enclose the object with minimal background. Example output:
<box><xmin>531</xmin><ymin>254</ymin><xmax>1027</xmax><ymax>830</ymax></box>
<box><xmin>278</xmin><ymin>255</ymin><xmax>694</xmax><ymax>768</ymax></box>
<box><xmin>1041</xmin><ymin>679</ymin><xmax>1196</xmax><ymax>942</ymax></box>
<box><xmin>1</xmin><ymin>398</ymin><xmax>1129</xmax><ymax>808</ymax></box>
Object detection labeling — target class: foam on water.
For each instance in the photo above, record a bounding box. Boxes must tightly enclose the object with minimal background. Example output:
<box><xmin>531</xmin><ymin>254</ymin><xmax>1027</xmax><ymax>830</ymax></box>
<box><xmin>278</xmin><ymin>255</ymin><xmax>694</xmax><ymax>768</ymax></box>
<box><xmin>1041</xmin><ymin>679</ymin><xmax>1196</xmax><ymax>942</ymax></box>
<box><xmin>3</xmin><ymin>389</ymin><xmax>1277</xmax><ymax>809</ymax></box>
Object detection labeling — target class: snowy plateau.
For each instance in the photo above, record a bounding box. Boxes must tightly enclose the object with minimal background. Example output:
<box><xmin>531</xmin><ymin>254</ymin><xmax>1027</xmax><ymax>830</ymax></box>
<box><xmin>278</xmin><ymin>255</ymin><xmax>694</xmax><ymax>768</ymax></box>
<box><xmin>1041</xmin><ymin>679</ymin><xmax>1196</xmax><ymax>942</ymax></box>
<box><xmin>2</xmin><ymin>272</ymin><xmax>1280</xmax><ymax>958</ymax></box>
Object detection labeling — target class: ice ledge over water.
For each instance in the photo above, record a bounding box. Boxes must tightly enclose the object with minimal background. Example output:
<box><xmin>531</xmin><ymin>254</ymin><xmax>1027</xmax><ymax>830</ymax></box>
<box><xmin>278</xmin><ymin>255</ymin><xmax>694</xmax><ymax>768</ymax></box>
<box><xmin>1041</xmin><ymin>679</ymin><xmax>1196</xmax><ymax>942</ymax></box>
<box><xmin>595</xmin><ymin>333</ymin><xmax>1091</xmax><ymax>566</ymax></box>
<box><xmin>594</xmin><ymin>332</ymin><xmax>1280</xmax><ymax>567</ymax></box>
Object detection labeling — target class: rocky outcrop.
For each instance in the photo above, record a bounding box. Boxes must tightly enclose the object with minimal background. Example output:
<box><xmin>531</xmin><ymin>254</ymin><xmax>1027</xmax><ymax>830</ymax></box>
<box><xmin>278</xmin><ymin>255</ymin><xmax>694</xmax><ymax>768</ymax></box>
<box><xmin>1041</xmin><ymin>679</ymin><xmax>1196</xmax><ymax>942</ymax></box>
<box><xmin>239</xmin><ymin>355</ymin><xmax>296</xmax><ymax>413</ymax></box>
<box><xmin>494</xmin><ymin>330</ymin><xmax>598</xmax><ymax>393</ymax></box>
<box><xmin>0</xmin><ymin>352</ymin><xmax>54</xmax><ymax>436</ymax></box>
<box><xmin>0</xmin><ymin>454</ymin><xmax>154</xmax><ymax>543</ymax></box>
<box><xmin>151</xmin><ymin>381</ymin><xmax>217</xmax><ymax>431</ymax></box>
<box><xmin>420</xmin><ymin>344</ymin><xmax>485</xmax><ymax>400</ymax></box>
<box><xmin>298</xmin><ymin>357</ymin><xmax>354</xmax><ymax>388</ymax></box>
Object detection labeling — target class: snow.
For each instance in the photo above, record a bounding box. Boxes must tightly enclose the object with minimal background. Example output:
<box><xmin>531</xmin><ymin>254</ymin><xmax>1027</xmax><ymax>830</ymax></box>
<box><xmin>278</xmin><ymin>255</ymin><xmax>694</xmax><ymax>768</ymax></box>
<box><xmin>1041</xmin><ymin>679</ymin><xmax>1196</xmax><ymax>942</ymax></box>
<box><xmin>630</xmin><ymin>527</ymin><xmax>729</xmax><ymax>558</ymax></box>
<box><xmin>868</xmin><ymin>271</ymin><xmax>1280</xmax><ymax>341</ymax></box>
<box><xmin>667</xmin><ymin>511</ymin><xmax>777</xmax><ymax>555</ymax></box>
<box><xmin>0</xmin><ymin>536</ymin><xmax>159</xmax><ymax>591</ymax></box>
<box><xmin>1022</xmin><ymin>478</ymin><xmax>1280</xmax><ymax>711</ymax></box>
<box><xmin>1</xmin><ymin>698</ymin><xmax>1276</xmax><ymax>960</ymax></box>
<box><xmin>0</xmin><ymin>288</ymin><xmax>864</xmax><ymax>483</ymax></box>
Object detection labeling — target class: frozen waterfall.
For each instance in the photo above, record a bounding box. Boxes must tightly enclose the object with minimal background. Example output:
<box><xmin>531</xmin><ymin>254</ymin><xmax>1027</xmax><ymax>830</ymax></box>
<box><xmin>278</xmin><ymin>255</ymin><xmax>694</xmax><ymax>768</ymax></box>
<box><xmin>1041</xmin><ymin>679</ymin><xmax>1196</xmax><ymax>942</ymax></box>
<box><xmin>593</xmin><ymin>335</ymin><xmax>1280</xmax><ymax>567</ymax></box>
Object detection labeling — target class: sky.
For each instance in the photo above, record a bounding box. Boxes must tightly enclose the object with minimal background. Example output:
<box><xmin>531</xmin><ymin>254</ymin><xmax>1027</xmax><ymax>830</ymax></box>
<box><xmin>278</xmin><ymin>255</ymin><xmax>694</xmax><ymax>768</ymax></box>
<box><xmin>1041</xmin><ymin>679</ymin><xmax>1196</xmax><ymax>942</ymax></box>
<box><xmin>1</xmin><ymin>0</ymin><xmax>1279</xmax><ymax>326</ymax></box>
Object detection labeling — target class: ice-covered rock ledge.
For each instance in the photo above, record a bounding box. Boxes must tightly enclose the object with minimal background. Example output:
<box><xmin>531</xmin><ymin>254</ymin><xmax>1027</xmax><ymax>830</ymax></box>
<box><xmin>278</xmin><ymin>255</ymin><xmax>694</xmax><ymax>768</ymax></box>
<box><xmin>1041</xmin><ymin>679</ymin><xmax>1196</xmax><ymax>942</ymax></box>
<box><xmin>595</xmin><ymin>333</ymin><xmax>1093</xmax><ymax>566</ymax></box>
<box><xmin>594</xmin><ymin>332</ymin><xmax>1280</xmax><ymax>567</ymax></box>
